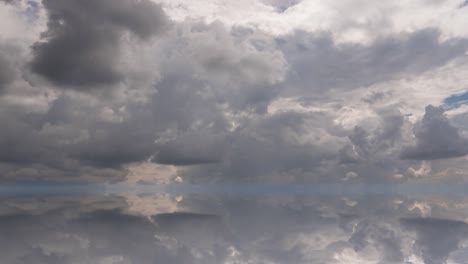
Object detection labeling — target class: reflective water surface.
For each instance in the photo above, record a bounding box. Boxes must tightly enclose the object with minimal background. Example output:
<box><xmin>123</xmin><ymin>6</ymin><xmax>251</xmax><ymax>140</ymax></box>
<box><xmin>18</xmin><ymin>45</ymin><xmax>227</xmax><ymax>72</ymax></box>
<box><xmin>2</xmin><ymin>190</ymin><xmax>468</xmax><ymax>264</ymax></box>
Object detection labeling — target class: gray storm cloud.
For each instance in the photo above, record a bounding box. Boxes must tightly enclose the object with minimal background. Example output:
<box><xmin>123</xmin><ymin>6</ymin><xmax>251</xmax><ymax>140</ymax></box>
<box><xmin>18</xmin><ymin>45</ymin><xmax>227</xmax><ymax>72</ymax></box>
<box><xmin>30</xmin><ymin>0</ymin><xmax>168</xmax><ymax>88</ymax></box>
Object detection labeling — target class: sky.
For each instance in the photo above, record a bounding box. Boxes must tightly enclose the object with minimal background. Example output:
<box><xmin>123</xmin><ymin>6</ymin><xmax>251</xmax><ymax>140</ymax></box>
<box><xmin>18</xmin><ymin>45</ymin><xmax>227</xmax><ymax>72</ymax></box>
<box><xmin>2</xmin><ymin>0</ymin><xmax>468</xmax><ymax>263</ymax></box>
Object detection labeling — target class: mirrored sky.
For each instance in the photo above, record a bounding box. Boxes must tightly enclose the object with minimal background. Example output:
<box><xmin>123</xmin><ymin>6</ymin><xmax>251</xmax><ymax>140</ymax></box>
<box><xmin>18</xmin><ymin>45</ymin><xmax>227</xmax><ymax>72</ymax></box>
<box><xmin>2</xmin><ymin>0</ymin><xmax>468</xmax><ymax>263</ymax></box>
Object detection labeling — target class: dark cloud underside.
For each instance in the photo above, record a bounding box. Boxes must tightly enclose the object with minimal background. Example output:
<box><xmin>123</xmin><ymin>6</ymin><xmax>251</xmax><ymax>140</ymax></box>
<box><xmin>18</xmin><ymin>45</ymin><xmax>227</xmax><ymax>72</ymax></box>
<box><xmin>30</xmin><ymin>0</ymin><xmax>167</xmax><ymax>88</ymax></box>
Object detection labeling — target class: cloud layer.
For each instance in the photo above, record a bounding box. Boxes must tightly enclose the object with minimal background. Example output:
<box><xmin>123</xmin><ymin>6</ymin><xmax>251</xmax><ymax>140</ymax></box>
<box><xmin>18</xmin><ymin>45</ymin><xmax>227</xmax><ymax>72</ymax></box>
<box><xmin>1</xmin><ymin>0</ymin><xmax>468</xmax><ymax>183</ymax></box>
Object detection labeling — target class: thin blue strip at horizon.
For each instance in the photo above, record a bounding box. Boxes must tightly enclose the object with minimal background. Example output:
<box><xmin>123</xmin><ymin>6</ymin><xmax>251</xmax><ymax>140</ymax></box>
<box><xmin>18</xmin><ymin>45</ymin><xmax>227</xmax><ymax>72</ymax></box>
<box><xmin>0</xmin><ymin>182</ymin><xmax>467</xmax><ymax>196</ymax></box>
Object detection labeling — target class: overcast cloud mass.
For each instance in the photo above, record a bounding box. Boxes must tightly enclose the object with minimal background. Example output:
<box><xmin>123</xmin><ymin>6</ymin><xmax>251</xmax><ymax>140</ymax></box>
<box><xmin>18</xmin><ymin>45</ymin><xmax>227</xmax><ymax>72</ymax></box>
<box><xmin>2</xmin><ymin>0</ymin><xmax>468</xmax><ymax>263</ymax></box>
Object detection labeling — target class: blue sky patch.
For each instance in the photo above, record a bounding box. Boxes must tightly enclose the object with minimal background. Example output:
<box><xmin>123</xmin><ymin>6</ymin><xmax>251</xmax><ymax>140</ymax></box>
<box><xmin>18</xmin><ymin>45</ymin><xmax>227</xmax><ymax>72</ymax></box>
<box><xmin>443</xmin><ymin>91</ymin><xmax>468</xmax><ymax>109</ymax></box>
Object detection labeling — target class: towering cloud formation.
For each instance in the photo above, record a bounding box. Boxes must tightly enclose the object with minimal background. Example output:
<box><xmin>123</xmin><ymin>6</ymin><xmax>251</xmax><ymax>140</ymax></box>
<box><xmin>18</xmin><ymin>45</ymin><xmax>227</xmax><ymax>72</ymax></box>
<box><xmin>401</xmin><ymin>105</ymin><xmax>468</xmax><ymax>160</ymax></box>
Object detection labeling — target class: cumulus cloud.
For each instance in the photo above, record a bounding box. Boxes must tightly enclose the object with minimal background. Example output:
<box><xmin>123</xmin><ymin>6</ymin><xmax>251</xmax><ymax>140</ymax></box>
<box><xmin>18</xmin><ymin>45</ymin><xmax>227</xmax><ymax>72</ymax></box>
<box><xmin>279</xmin><ymin>29</ymin><xmax>468</xmax><ymax>96</ymax></box>
<box><xmin>30</xmin><ymin>0</ymin><xmax>168</xmax><ymax>88</ymax></box>
<box><xmin>1</xmin><ymin>0</ymin><xmax>468</xmax><ymax>182</ymax></box>
<box><xmin>401</xmin><ymin>105</ymin><xmax>468</xmax><ymax>160</ymax></box>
